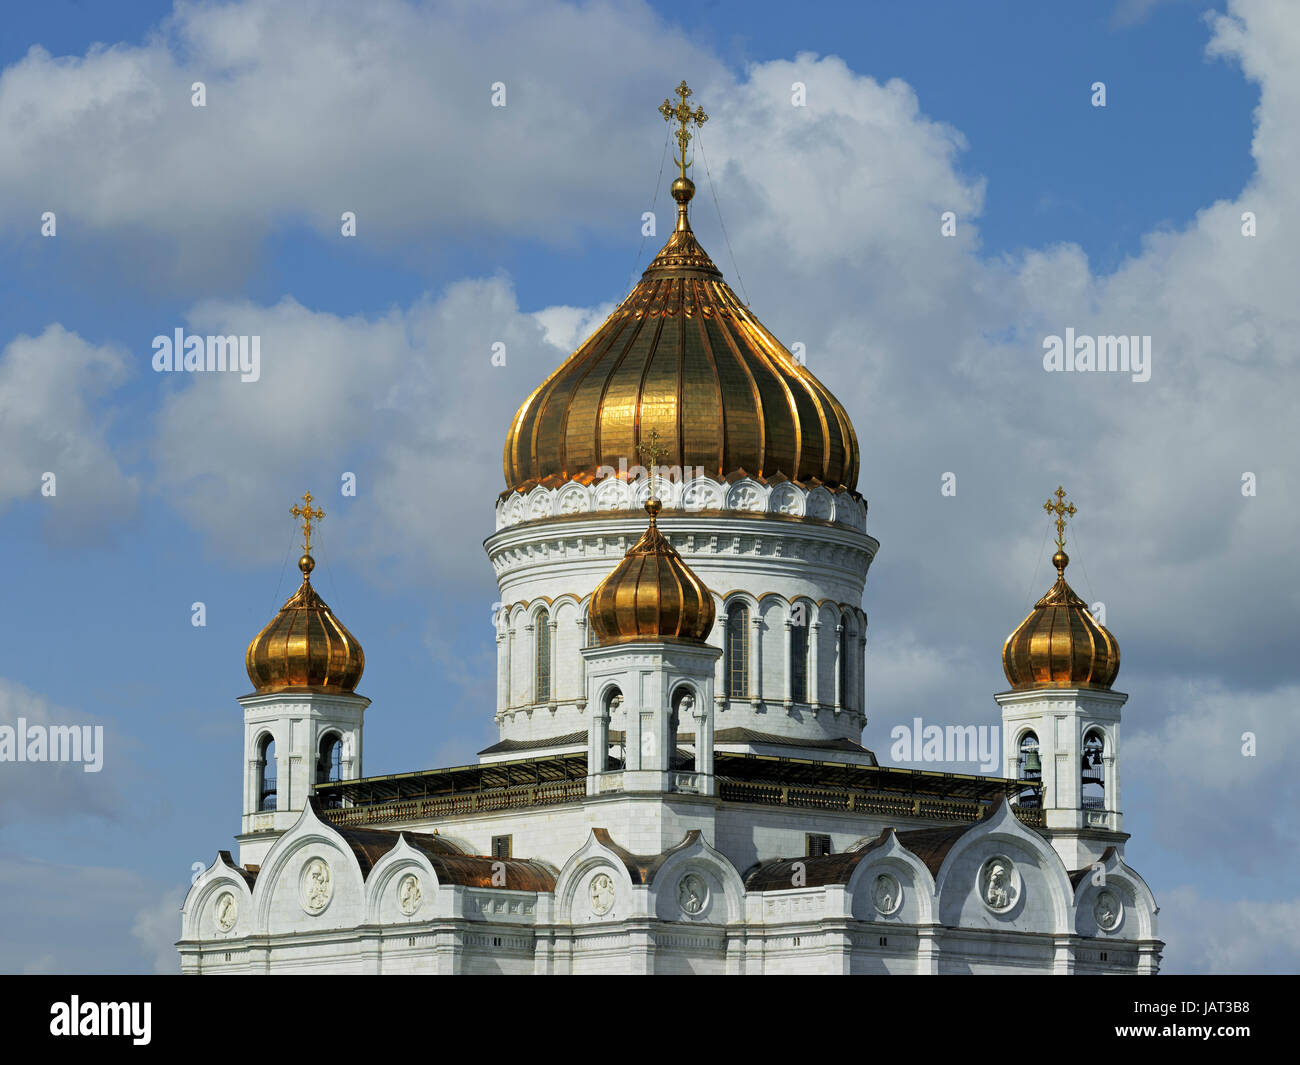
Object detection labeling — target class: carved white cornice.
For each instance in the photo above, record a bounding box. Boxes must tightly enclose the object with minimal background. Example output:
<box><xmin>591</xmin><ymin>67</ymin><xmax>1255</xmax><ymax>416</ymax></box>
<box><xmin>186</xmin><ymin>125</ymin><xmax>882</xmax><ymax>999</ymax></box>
<box><xmin>495</xmin><ymin>475</ymin><xmax>868</xmax><ymax>532</ymax></box>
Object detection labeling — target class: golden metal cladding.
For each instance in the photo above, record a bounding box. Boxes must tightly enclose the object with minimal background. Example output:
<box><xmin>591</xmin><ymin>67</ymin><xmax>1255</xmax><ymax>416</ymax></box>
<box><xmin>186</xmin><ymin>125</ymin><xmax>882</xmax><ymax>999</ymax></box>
<box><xmin>1002</xmin><ymin>489</ymin><xmax>1119</xmax><ymax>690</ymax></box>
<box><xmin>588</xmin><ymin>499</ymin><xmax>716</xmax><ymax>645</ymax></box>
<box><xmin>503</xmin><ymin>82</ymin><xmax>859</xmax><ymax>497</ymax></box>
<box><xmin>245</xmin><ymin>495</ymin><xmax>365</xmax><ymax>694</ymax></box>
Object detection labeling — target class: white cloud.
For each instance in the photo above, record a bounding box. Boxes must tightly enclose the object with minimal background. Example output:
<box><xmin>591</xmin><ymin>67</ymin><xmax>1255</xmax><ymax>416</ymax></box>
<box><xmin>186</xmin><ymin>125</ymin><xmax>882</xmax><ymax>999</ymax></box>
<box><xmin>1158</xmin><ymin>885</ymin><xmax>1300</xmax><ymax>973</ymax></box>
<box><xmin>0</xmin><ymin>0</ymin><xmax>723</xmax><ymax>285</ymax></box>
<box><xmin>0</xmin><ymin>678</ymin><xmax>127</xmax><ymax>827</ymax></box>
<box><xmin>151</xmin><ymin>279</ymin><xmax>566</xmax><ymax>581</ymax></box>
<box><xmin>0</xmin><ymin>856</ymin><xmax>176</xmax><ymax>974</ymax></box>
<box><xmin>0</xmin><ymin>325</ymin><xmax>138</xmax><ymax>532</ymax></box>
<box><xmin>1124</xmin><ymin>681</ymin><xmax>1300</xmax><ymax>871</ymax></box>
<box><xmin>132</xmin><ymin>888</ymin><xmax>185</xmax><ymax>974</ymax></box>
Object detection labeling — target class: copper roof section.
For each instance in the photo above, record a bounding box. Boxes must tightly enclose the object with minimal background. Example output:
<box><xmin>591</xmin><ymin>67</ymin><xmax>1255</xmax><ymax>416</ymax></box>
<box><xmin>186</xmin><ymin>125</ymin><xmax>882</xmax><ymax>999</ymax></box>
<box><xmin>216</xmin><ymin>850</ymin><xmax>258</xmax><ymax>887</ymax></box>
<box><xmin>312</xmin><ymin>799</ymin><xmax>557</xmax><ymax>891</ymax></box>
<box><xmin>591</xmin><ymin>828</ymin><xmax>701</xmax><ymax>885</ymax></box>
<box><xmin>745</xmin><ymin>815</ymin><xmax>985</xmax><ymax>891</ymax></box>
<box><xmin>502</xmin><ymin>185</ymin><xmax>859</xmax><ymax>496</ymax></box>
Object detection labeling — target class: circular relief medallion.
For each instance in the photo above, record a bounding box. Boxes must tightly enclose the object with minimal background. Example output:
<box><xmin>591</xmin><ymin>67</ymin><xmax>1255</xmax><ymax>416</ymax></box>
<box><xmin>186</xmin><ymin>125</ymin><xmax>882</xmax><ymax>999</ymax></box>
<box><xmin>980</xmin><ymin>856</ymin><xmax>1019</xmax><ymax>913</ymax></box>
<box><xmin>214</xmin><ymin>891</ymin><xmax>238</xmax><ymax>932</ymax></box>
<box><xmin>1094</xmin><ymin>889</ymin><xmax>1122</xmax><ymax>931</ymax></box>
<box><xmin>398</xmin><ymin>874</ymin><xmax>423</xmax><ymax>916</ymax></box>
<box><xmin>872</xmin><ymin>873</ymin><xmax>901</xmax><ymax>916</ymax></box>
<box><xmin>589</xmin><ymin>872</ymin><xmax>615</xmax><ymax>916</ymax></box>
<box><xmin>300</xmin><ymin>857</ymin><xmax>334</xmax><ymax>916</ymax></box>
<box><xmin>677</xmin><ymin>873</ymin><xmax>709</xmax><ymax>916</ymax></box>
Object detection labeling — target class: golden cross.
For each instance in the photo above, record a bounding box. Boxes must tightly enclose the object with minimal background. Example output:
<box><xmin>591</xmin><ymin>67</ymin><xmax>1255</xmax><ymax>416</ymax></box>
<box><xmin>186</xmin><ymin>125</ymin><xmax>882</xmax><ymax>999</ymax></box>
<box><xmin>1043</xmin><ymin>486</ymin><xmax>1077</xmax><ymax>552</ymax></box>
<box><xmin>659</xmin><ymin>80</ymin><xmax>708</xmax><ymax>181</ymax></box>
<box><xmin>290</xmin><ymin>491</ymin><xmax>325</xmax><ymax>553</ymax></box>
<box><xmin>637</xmin><ymin>427</ymin><xmax>670</xmax><ymax>506</ymax></box>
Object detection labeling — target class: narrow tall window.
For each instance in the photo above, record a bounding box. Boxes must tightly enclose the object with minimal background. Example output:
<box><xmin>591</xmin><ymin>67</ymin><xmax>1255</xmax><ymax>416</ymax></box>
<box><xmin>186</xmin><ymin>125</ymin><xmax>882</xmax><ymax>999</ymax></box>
<box><xmin>316</xmin><ymin>732</ymin><xmax>343</xmax><ymax>786</ymax></box>
<box><xmin>1016</xmin><ymin>731</ymin><xmax>1041</xmax><ymax>809</ymax></box>
<box><xmin>258</xmin><ymin>735</ymin><xmax>277</xmax><ymax>812</ymax></box>
<box><xmin>1082</xmin><ymin>730</ymin><xmax>1106</xmax><ymax>809</ymax></box>
<box><xmin>837</xmin><ymin>625</ymin><xmax>849</xmax><ymax>708</ymax></box>
<box><xmin>791</xmin><ymin>615</ymin><xmax>809</xmax><ymax>703</ymax></box>
<box><xmin>726</xmin><ymin>604</ymin><xmax>749</xmax><ymax>698</ymax></box>
<box><xmin>535</xmin><ymin>610</ymin><xmax>551</xmax><ymax>703</ymax></box>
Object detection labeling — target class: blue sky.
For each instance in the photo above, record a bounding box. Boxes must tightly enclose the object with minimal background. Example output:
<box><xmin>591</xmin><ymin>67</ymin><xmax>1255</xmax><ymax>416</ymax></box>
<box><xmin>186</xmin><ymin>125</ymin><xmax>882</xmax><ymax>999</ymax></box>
<box><xmin>0</xmin><ymin>0</ymin><xmax>1295</xmax><ymax>974</ymax></box>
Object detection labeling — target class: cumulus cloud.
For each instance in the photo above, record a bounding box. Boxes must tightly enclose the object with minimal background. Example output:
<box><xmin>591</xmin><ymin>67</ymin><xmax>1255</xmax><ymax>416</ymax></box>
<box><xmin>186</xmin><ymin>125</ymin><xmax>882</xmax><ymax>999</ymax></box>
<box><xmin>0</xmin><ymin>0</ymin><xmax>723</xmax><ymax>286</ymax></box>
<box><xmin>1124</xmin><ymin>682</ymin><xmax>1300</xmax><ymax>872</ymax></box>
<box><xmin>151</xmin><ymin>278</ymin><xmax>566</xmax><ymax>582</ymax></box>
<box><xmin>1159</xmin><ymin>885</ymin><xmax>1300</xmax><ymax>974</ymax></box>
<box><xmin>0</xmin><ymin>856</ymin><xmax>176</xmax><ymax>974</ymax></box>
<box><xmin>0</xmin><ymin>325</ymin><xmax>138</xmax><ymax>534</ymax></box>
<box><xmin>0</xmin><ymin>678</ymin><xmax>128</xmax><ymax>827</ymax></box>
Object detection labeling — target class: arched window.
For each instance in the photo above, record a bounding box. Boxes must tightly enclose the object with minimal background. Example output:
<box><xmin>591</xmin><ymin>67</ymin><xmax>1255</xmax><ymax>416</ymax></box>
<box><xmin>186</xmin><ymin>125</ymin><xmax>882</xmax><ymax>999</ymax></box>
<box><xmin>726</xmin><ymin>603</ymin><xmax>749</xmax><ymax>698</ymax></box>
<box><xmin>258</xmin><ymin>734</ymin><xmax>277</xmax><ymax>812</ymax></box>
<box><xmin>1017</xmin><ymin>731</ymin><xmax>1041</xmax><ymax>779</ymax></box>
<box><xmin>1082</xmin><ymin>730</ymin><xmax>1106</xmax><ymax>809</ymax></box>
<box><xmin>603</xmin><ymin>687</ymin><xmax>624</xmax><ymax>770</ymax></box>
<box><xmin>316</xmin><ymin>732</ymin><xmax>343</xmax><ymax>786</ymax></box>
<box><xmin>837</xmin><ymin>624</ymin><xmax>849</xmax><ymax>709</ymax></box>
<box><xmin>790</xmin><ymin>611</ymin><xmax>809</xmax><ymax>703</ymax></box>
<box><xmin>535</xmin><ymin>609</ymin><xmax>551</xmax><ymax>703</ymax></box>
<box><xmin>1016</xmin><ymin>731</ymin><xmax>1041</xmax><ymax>809</ymax></box>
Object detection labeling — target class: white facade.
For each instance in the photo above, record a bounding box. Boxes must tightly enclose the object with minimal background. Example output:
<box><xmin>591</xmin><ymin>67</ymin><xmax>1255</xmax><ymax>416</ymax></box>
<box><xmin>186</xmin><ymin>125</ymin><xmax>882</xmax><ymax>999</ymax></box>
<box><xmin>488</xmin><ymin>475</ymin><xmax>876</xmax><ymax>750</ymax></box>
<box><xmin>180</xmin><ymin>794</ymin><xmax>1161</xmax><ymax>974</ymax></box>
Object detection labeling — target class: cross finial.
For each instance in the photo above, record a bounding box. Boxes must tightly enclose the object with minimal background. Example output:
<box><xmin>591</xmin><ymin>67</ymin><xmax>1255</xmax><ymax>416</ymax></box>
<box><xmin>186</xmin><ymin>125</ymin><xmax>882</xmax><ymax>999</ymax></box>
<box><xmin>290</xmin><ymin>491</ymin><xmax>325</xmax><ymax>554</ymax></box>
<box><xmin>659</xmin><ymin>80</ymin><xmax>708</xmax><ymax>182</ymax></box>
<box><xmin>637</xmin><ymin>427</ymin><xmax>670</xmax><ymax>517</ymax></box>
<box><xmin>1043</xmin><ymin>486</ymin><xmax>1077</xmax><ymax>553</ymax></box>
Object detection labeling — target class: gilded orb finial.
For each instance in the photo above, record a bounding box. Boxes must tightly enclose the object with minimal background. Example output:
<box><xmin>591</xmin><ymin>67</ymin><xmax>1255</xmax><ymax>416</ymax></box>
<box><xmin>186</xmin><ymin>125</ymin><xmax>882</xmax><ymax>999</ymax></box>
<box><xmin>290</xmin><ymin>491</ymin><xmax>325</xmax><ymax>574</ymax></box>
<box><xmin>1043</xmin><ymin>486</ymin><xmax>1077</xmax><ymax>575</ymax></box>
<box><xmin>636</xmin><ymin>427</ymin><xmax>670</xmax><ymax>518</ymax></box>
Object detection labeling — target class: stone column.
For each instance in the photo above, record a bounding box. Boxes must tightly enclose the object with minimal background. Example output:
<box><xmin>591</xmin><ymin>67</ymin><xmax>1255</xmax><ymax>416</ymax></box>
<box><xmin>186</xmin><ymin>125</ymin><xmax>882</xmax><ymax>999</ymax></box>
<box><xmin>1108</xmin><ymin>722</ymin><xmax>1122</xmax><ymax>816</ymax></box>
<box><xmin>496</xmin><ymin>622</ymin><xmax>509</xmax><ymax>713</ymax></box>
<box><xmin>749</xmin><ymin>613</ymin><xmax>762</xmax><ymax>710</ymax></box>
<box><xmin>715</xmin><ymin>610</ymin><xmax>728</xmax><ymax>710</ymax></box>
<box><xmin>505</xmin><ymin>625</ymin><xmax>515</xmax><ymax>714</ymax></box>
<box><xmin>576</xmin><ymin>615</ymin><xmax>589</xmax><ymax>709</ymax></box>
<box><xmin>547</xmin><ymin>617</ymin><xmax>559</xmax><ymax>710</ymax></box>
<box><xmin>833</xmin><ymin>622</ymin><xmax>843</xmax><ymax>709</ymax></box>
<box><xmin>587</xmin><ymin>697</ymin><xmax>613</xmax><ymax>795</ymax></box>
<box><xmin>691</xmin><ymin>695</ymin><xmax>713</xmax><ymax>795</ymax></box>
<box><xmin>523</xmin><ymin>620</ymin><xmax>535</xmax><ymax>706</ymax></box>
<box><xmin>856</xmin><ymin>631</ymin><xmax>867</xmax><ymax>718</ymax></box>
<box><xmin>809</xmin><ymin>619</ymin><xmax>820</xmax><ymax>707</ymax></box>
<box><xmin>782</xmin><ymin>616</ymin><xmax>793</xmax><ymax>707</ymax></box>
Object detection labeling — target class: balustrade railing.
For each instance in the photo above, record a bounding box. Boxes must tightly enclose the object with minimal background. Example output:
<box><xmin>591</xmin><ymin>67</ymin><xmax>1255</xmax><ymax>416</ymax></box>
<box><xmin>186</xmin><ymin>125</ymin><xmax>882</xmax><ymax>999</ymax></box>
<box><xmin>323</xmin><ymin>779</ymin><xmax>585</xmax><ymax>827</ymax></box>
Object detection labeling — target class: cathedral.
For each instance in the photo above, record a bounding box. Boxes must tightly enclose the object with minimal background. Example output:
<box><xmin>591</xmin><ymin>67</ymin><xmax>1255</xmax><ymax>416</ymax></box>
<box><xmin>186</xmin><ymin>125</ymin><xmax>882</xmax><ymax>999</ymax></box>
<box><xmin>178</xmin><ymin>84</ymin><xmax>1162</xmax><ymax>975</ymax></box>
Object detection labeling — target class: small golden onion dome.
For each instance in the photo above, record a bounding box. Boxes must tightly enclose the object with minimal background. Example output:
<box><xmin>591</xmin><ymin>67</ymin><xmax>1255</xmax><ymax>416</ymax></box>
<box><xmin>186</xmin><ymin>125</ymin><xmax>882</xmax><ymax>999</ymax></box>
<box><xmin>588</xmin><ymin>499</ymin><xmax>716</xmax><ymax>644</ymax></box>
<box><xmin>246</xmin><ymin>553</ymin><xmax>365</xmax><ymax>694</ymax></box>
<box><xmin>503</xmin><ymin>175</ymin><xmax>859</xmax><ymax>496</ymax></box>
<box><xmin>1002</xmin><ymin>550</ymin><xmax>1120</xmax><ymax>690</ymax></box>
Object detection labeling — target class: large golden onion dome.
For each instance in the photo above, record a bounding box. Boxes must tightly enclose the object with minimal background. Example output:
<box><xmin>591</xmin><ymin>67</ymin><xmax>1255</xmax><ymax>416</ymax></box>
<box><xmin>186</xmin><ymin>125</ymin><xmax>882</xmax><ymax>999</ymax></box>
<box><xmin>503</xmin><ymin>94</ymin><xmax>859</xmax><ymax>497</ymax></box>
<box><xmin>588</xmin><ymin>498</ymin><xmax>716</xmax><ymax>645</ymax></box>
<box><xmin>1002</xmin><ymin>489</ymin><xmax>1120</xmax><ymax>690</ymax></box>
<box><xmin>246</xmin><ymin>494</ymin><xmax>365</xmax><ymax>694</ymax></box>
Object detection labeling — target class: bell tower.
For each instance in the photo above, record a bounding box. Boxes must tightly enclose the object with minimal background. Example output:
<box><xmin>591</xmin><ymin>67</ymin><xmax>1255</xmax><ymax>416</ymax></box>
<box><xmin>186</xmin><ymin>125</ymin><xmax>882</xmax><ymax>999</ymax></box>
<box><xmin>582</xmin><ymin>439</ymin><xmax>722</xmax><ymax>799</ymax></box>
<box><xmin>238</xmin><ymin>493</ymin><xmax>369</xmax><ymax>866</ymax></box>
<box><xmin>996</xmin><ymin>489</ymin><xmax>1126</xmax><ymax>869</ymax></box>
